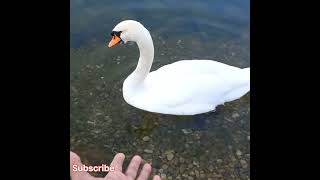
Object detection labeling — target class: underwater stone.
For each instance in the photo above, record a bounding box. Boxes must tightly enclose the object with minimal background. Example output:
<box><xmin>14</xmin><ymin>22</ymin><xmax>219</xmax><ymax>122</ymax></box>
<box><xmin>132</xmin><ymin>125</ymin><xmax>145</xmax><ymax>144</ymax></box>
<box><xmin>236</xmin><ymin>150</ymin><xmax>242</xmax><ymax>157</ymax></box>
<box><xmin>142</xmin><ymin>136</ymin><xmax>150</xmax><ymax>141</ymax></box>
<box><xmin>144</xmin><ymin>149</ymin><xmax>153</xmax><ymax>153</ymax></box>
<box><xmin>166</xmin><ymin>153</ymin><xmax>174</xmax><ymax>161</ymax></box>
<box><xmin>232</xmin><ymin>113</ymin><xmax>240</xmax><ymax>118</ymax></box>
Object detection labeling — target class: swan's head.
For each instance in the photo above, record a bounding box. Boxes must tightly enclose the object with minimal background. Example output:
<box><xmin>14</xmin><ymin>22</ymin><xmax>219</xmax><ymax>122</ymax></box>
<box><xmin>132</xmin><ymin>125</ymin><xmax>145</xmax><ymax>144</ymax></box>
<box><xmin>107</xmin><ymin>20</ymin><xmax>148</xmax><ymax>48</ymax></box>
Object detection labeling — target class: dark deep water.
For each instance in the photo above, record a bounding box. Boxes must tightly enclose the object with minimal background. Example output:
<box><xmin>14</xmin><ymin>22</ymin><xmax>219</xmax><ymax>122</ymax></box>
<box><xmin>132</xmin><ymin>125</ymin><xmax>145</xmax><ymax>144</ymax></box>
<box><xmin>70</xmin><ymin>0</ymin><xmax>250</xmax><ymax>179</ymax></box>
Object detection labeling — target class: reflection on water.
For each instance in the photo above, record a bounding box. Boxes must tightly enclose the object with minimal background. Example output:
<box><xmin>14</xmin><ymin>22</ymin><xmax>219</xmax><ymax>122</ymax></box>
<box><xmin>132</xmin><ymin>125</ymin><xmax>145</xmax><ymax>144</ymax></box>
<box><xmin>71</xmin><ymin>0</ymin><xmax>250</xmax><ymax>179</ymax></box>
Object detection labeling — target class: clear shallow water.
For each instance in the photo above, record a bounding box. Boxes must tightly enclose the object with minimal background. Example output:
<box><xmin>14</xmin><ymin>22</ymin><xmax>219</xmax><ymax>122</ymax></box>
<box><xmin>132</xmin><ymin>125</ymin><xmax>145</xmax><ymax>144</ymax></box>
<box><xmin>70</xmin><ymin>0</ymin><xmax>250</xmax><ymax>179</ymax></box>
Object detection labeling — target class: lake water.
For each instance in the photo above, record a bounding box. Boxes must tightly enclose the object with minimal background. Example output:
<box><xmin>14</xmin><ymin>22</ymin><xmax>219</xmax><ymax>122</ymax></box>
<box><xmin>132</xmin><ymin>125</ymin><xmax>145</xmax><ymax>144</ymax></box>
<box><xmin>70</xmin><ymin>0</ymin><xmax>250</xmax><ymax>179</ymax></box>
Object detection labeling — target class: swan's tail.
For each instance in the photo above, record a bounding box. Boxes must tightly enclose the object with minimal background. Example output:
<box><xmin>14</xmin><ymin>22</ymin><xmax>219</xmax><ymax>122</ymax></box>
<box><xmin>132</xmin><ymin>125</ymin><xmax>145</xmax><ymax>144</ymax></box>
<box><xmin>220</xmin><ymin>67</ymin><xmax>250</xmax><ymax>103</ymax></box>
<box><xmin>243</xmin><ymin>67</ymin><xmax>250</xmax><ymax>90</ymax></box>
<box><xmin>243</xmin><ymin>67</ymin><xmax>250</xmax><ymax>82</ymax></box>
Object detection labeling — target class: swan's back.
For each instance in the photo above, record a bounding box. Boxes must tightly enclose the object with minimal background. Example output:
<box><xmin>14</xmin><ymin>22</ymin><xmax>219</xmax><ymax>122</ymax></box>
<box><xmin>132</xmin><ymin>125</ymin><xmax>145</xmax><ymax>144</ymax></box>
<box><xmin>155</xmin><ymin>60</ymin><xmax>239</xmax><ymax>74</ymax></box>
<box><xmin>127</xmin><ymin>60</ymin><xmax>250</xmax><ymax>115</ymax></box>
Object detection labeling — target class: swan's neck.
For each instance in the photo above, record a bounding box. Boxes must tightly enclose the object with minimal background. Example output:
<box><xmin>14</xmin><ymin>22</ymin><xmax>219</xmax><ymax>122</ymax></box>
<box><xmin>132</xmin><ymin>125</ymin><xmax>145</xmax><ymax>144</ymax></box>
<box><xmin>131</xmin><ymin>30</ymin><xmax>154</xmax><ymax>84</ymax></box>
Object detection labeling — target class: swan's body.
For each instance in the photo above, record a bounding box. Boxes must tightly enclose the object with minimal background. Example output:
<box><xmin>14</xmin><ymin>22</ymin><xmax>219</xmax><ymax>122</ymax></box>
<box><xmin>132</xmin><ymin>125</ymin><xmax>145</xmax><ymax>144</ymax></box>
<box><xmin>108</xmin><ymin>20</ymin><xmax>250</xmax><ymax>115</ymax></box>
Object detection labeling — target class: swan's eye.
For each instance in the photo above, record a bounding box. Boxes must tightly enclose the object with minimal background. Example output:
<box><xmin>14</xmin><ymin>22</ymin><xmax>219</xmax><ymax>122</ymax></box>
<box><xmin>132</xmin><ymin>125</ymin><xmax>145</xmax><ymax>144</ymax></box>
<box><xmin>110</xmin><ymin>31</ymin><xmax>122</xmax><ymax>37</ymax></box>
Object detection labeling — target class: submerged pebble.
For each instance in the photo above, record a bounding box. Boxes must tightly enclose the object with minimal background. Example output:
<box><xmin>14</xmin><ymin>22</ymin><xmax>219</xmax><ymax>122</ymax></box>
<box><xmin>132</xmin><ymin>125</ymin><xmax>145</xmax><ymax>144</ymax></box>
<box><xmin>142</xmin><ymin>136</ymin><xmax>150</xmax><ymax>141</ymax></box>
<box><xmin>236</xmin><ymin>150</ymin><xmax>243</xmax><ymax>157</ymax></box>
<box><xmin>144</xmin><ymin>149</ymin><xmax>153</xmax><ymax>153</ymax></box>
<box><xmin>166</xmin><ymin>153</ymin><xmax>174</xmax><ymax>161</ymax></box>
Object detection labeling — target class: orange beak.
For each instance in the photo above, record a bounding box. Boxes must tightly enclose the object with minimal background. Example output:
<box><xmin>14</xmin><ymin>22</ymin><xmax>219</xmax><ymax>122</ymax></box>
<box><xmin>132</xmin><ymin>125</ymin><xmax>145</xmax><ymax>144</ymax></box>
<box><xmin>108</xmin><ymin>35</ymin><xmax>121</xmax><ymax>48</ymax></box>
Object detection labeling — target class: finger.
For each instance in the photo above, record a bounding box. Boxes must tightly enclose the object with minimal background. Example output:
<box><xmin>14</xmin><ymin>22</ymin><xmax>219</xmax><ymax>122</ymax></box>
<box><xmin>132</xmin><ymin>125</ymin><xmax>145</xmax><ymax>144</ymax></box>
<box><xmin>110</xmin><ymin>153</ymin><xmax>125</xmax><ymax>172</ymax></box>
<box><xmin>70</xmin><ymin>151</ymin><xmax>95</xmax><ymax>180</ymax></box>
<box><xmin>153</xmin><ymin>175</ymin><xmax>161</xmax><ymax>180</ymax></box>
<box><xmin>125</xmin><ymin>155</ymin><xmax>142</xmax><ymax>179</ymax></box>
<box><xmin>137</xmin><ymin>163</ymin><xmax>152</xmax><ymax>180</ymax></box>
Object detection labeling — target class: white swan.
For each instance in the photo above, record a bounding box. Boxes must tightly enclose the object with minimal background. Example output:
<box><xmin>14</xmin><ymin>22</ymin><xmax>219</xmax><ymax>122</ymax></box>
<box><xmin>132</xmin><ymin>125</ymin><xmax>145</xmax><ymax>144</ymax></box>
<box><xmin>107</xmin><ymin>20</ymin><xmax>250</xmax><ymax>115</ymax></box>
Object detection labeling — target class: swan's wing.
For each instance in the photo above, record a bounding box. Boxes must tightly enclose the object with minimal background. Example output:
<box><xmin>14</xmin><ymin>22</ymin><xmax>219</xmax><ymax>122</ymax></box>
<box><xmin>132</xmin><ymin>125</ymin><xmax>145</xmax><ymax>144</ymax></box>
<box><xmin>143</xmin><ymin>73</ymin><xmax>225</xmax><ymax>106</ymax></box>
<box><xmin>134</xmin><ymin>60</ymin><xmax>249</xmax><ymax>112</ymax></box>
<box><xmin>152</xmin><ymin>60</ymin><xmax>250</xmax><ymax>88</ymax></box>
<box><xmin>154</xmin><ymin>60</ymin><xmax>241</xmax><ymax>76</ymax></box>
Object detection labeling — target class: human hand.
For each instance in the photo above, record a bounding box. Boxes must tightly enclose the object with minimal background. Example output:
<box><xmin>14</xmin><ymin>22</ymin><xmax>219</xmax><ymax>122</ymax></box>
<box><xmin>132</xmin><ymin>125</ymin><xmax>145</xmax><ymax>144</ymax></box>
<box><xmin>70</xmin><ymin>151</ymin><xmax>161</xmax><ymax>180</ymax></box>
